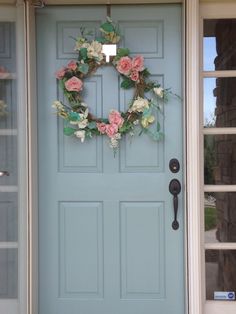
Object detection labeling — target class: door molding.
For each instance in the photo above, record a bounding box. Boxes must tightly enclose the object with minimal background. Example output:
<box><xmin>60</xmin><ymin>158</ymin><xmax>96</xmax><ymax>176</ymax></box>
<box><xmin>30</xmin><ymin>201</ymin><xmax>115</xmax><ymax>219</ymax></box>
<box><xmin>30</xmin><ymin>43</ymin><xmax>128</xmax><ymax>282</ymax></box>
<box><xmin>24</xmin><ymin>2</ymin><xmax>38</xmax><ymax>314</ymax></box>
<box><xmin>24</xmin><ymin>1</ymin><xmax>203</xmax><ymax>314</ymax></box>
<box><xmin>185</xmin><ymin>1</ymin><xmax>204</xmax><ymax>314</ymax></box>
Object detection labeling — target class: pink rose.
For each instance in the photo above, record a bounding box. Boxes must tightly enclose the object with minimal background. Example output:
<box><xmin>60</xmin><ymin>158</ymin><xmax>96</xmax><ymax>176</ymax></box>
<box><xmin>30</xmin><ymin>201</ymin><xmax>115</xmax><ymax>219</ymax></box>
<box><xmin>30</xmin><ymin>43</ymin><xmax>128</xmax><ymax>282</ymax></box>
<box><xmin>108</xmin><ymin>110</ymin><xmax>124</xmax><ymax>127</ymax></box>
<box><xmin>55</xmin><ymin>67</ymin><xmax>66</xmax><ymax>79</ymax></box>
<box><xmin>65</xmin><ymin>76</ymin><xmax>83</xmax><ymax>92</ymax></box>
<box><xmin>117</xmin><ymin>56</ymin><xmax>132</xmax><ymax>75</ymax></box>
<box><xmin>97</xmin><ymin>122</ymin><xmax>107</xmax><ymax>134</ymax></box>
<box><xmin>105</xmin><ymin>124</ymin><xmax>118</xmax><ymax>138</ymax></box>
<box><xmin>130</xmin><ymin>70</ymin><xmax>139</xmax><ymax>82</ymax></box>
<box><xmin>132</xmin><ymin>55</ymin><xmax>144</xmax><ymax>72</ymax></box>
<box><xmin>67</xmin><ymin>60</ymin><xmax>77</xmax><ymax>71</ymax></box>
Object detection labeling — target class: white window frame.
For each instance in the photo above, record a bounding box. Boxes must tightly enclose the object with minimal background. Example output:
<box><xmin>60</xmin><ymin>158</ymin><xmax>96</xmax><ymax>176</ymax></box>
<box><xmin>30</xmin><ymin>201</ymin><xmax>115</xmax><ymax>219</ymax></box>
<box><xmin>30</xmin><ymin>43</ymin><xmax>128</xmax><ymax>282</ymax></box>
<box><xmin>200</xmin><ymin>3</ymin><xmax>236</xmax><ymax>314</ymax></box>
<box><xmin>0</xmin><ymin>2</ymin><xmax>28</xmax><ymax>314</ymax></box>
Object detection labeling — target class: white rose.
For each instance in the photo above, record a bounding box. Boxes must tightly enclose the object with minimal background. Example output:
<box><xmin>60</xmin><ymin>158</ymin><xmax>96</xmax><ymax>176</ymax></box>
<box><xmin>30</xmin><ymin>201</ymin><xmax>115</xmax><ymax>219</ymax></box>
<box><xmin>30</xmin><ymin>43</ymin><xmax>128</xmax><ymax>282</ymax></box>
<box><xmin>87</xmin><ymin>41</ymin><xmax>104</xmax><ymax>62</ymax></box>
<box><xmin>129</xmin><ymin>97</ymin><xmax>149</xmax><ymax>113</ymax></box>
<box><xmin>153</xmin><ymin>87</ymin><xmax>164</xmax><ymax>98</ymax></box>
<box><xmin>90</xmin><ymin>41</ymin><xmax>102</xmax><ymax>53</ymax></box>
<box><xmin>74</xmin><ymin>130</ymin><xmax>86</xmax><ymax>143</ymax></box>
<box><xmin>78</xmin><ymin>119</ymin><xmax>88</xmax><ymax>129</ymax></box>
<box><xmin>81</xmin><ymin>42</ymin><xmax>90</xmax><ymax>49</ymax></box>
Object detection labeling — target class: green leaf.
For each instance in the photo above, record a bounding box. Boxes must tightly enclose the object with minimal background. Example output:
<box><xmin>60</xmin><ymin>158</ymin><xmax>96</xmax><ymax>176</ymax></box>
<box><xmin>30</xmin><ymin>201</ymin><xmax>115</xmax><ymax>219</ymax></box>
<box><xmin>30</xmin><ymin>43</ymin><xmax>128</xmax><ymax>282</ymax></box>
<box><xmin>63</xmin><ymin>127</ymin><xmax>76</xmax><ymax>136</ymax></box>
<box><xmin>88</xmin><ymin>121</ymin><xmax>97</xmax><ymax>129</ymax></box>
<box><xmin>79</xmin><ymin>48</ymin><xmax>88</xmax><ymax>60</ymax></box>
<box><xmin>100</xmin><ymin>22</ymin><xmax>114</xmax><ymax>33</ymax></box>
<box><xmin>117</xmin><ymin>48</ymin><xmax>130</xmax><ymax>57</ymax></box>
<box><xmin>119</xmin><ymin>123</ymin><xmax>132</xmax><ymax>133</ymax></box>
<box><xmin>156</xmin><ymin>121</ymin><xmax>161</xmax><ymax>132</ymax></box>
<box><xmin>147</xmin><ymin>130</ymin><xmax>164</xmax><ymax>141</ymax></box>
<box><xmin>121</xmin><ymin>78</ymin><xmax>135</xmax><ymax>89</ymax></box>
<box><xmin>142</xmin><ymin>68</ymin><xmax>151</xmax><ymax>78</ymax></box>
<box><xmin>59</xmin><ymin>79</ymin><xmax>65</xmax><ymax>90</ymax></box>
<box><xmin>96</xmin><ymin>37</ymin><xmax>107</xmax><ymax>43</ymax></box>
<box><xmin>85</xmin><ymin>130</ymin><xmax>93</xmax><ymax>138</ymax></box>
<box><xmin>100</xmin><ymin>118</ymin><xmax>109</xmax><ymax>123</ymax></box>
<box><xmin>68</xmin><ymin>111</ymin><xmax>80</xmax><ymax>121</ymax></box>
<box><xmin>78</xmin><ymin>63</ymin><xmax>89</xmax><ymax>74</ymax></box>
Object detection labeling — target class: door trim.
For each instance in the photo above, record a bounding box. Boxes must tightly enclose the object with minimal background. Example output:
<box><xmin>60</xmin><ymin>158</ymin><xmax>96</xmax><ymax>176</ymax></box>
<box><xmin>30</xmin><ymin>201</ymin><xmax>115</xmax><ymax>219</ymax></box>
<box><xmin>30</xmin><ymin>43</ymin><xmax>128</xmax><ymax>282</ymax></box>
<box><xmin>185</xmin><ymin>1</ymin><xmax>204</xmax><ymax>314</ymax></box>
<box><xmin>24</xmin><ymin>1</ymin><xmax>202</xmax><ymax>314</ymax></box>
<box><xmin>24</xmin><ymin>2</ymin><xmax>38</xmax><ymax>314</ymax></box>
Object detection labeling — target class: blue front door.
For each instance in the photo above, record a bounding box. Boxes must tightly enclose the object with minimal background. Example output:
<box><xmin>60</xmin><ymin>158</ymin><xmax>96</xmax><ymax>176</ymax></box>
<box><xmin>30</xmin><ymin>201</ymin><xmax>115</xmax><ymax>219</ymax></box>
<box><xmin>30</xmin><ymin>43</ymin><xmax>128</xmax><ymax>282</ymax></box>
<box><xmin>37</xmin><ymin>4</ymin><xmax>184</xmax><ymax>314</ymax></box>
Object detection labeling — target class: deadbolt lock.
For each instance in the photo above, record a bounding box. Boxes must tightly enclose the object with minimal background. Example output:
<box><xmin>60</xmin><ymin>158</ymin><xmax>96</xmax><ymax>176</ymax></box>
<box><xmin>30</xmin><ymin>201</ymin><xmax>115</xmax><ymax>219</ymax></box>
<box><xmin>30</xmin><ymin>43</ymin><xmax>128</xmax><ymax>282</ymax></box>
<box><xmin>169</xmin><ymin>158</ymin><xmax>180</xmax><ymax>173</ymax></box>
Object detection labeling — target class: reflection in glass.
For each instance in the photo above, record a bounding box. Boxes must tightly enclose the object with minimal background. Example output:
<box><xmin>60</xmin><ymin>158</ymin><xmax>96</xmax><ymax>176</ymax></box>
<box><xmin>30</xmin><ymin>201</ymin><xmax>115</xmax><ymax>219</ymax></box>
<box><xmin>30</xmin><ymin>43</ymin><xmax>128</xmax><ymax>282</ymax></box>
<box><xmin>0</xmin><ymin>193</ymin><xmax>17</xmax><ymax>242</ymax></box>
<box><xmin>0</xmin><ymin>22</ymin><xmax>16</xmax><ymax>130</ymax></box>
<box><xmin>0</xmin><ymin>249</ymin><xmax>18</xmax><ymax>298</ymax></box>
<box><xmin>0</xmin><ymin>99</ymin><xmax>7</xmax><ymax>117</ymax></box>
<box><xmin>204</xmin><ymin>78</ymin><xmax>216</xmax><ymax>127</ymax></box>
<box><xmin>204</xmin><ymin>19</ymin><xmax>236</xmax><ymax>71</ymax></box>
<box><xmin>205</xmin><ymin>192</ymin><xmax>236</xmax><ymax>243</ymax></box>
<box><xmin>0</xmin><ymin>21</ymin><xmax>18</xmax><ymax>300</ymax></box>
<box><xmin>204</xmin><ymin>135</ymin><xmax>236</xmax><ymax>185</ymax></box>
<box><xmin>206</xmin><ymin>250</ymin><xmax>236</xmax><ymax>300</ymax></box>
<box><xmin>204</xmin><ymin>77</ymin><xmax>236</xmax><ymax>127</ymax></box>
<box><xmin>0</xmin><ymin>136</ymin><xmax>17</xmax><ymax>186</ymax></box>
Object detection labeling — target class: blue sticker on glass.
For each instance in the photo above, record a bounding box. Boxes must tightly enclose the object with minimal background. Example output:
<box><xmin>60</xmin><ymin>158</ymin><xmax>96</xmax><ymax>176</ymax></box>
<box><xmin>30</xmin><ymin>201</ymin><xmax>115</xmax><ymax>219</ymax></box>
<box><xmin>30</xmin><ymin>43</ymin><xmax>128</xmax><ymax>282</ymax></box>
<box><xmin>228</xmin><ymin>292</ymin><xmax>234</xmax><ymax>299</ymax></box>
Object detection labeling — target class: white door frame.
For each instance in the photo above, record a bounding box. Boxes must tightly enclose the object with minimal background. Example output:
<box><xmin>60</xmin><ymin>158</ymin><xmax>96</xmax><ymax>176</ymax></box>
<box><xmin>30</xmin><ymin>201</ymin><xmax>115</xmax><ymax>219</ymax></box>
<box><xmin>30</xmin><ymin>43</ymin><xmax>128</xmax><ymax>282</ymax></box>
<box><xmin>8</xmin><ymin>0</ymin><xmax>204</xmax><ymax>314</ymax></box>
<box><xmin>185</xmin><ymin>1</ymin><xmax>204</xmax><ymax>314</ymax></box>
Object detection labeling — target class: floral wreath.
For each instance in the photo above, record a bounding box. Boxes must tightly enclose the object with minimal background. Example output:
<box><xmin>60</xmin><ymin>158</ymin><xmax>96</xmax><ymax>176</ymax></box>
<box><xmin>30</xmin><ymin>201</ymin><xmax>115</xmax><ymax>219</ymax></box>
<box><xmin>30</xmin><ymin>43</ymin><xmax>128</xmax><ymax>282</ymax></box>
<box><xmin>53</xmin><ymin>18</ymin><xmax>169</xmax><ymax>152</ymax></box>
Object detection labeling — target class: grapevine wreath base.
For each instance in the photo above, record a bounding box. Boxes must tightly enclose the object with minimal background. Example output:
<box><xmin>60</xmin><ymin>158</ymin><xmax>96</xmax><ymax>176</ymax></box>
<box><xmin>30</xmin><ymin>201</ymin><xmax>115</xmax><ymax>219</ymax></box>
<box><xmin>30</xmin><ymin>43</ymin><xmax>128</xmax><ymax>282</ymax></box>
<box><xmin>53</xmin><ymin>18</ymin><xmax>170</xmax><ymax>152</ymax></box>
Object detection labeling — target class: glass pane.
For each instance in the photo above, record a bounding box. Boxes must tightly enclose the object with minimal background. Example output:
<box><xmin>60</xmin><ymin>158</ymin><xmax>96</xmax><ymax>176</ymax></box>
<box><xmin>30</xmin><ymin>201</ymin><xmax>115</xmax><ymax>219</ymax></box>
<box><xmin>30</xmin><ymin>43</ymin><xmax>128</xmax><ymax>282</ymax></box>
<box><xmin>205</xmin><ymin>192</ymin><xmax>236</xmax><ymax>243</ymax></box>
<box><xmin>206</xmin><ymin>250</ymin><xmax>236</xmax><ymax>300</ymax></box>
<box><xmin>0</xmin><ymin>22</ymin><xmax>16</xmax><ymax>129</ymax></box>
<box><xmin>0</xmin><ymin>21</ymin><xmax>18</xmax><ymax>300</ymax></box>
<box><xmin>0</xmin><ymin>136</ymin><xmax>17</xmax><ymax>185</ymax></box>
<box><xmin>0</xmin><ymin>249</ymin><xmax>17</xmax><ymax>298</ymax></box>
<box><xmin>204</xmin><ymin>19</ymin><xmax>236</xmax><ymax>71</ymax></box>
<box><xmin>0</xmin><ymin>193</ymin><xmax>17</xmax><ymax>242</ymax></box>
<box><xmin>204</xmin><ymin>77</ymin><xmax>236</xmax><ymax>127</ymax></box>
<box><xmin>204</xmin><ymin>134</ymin><xmax>236</xmax><ymax>185</ymax></box>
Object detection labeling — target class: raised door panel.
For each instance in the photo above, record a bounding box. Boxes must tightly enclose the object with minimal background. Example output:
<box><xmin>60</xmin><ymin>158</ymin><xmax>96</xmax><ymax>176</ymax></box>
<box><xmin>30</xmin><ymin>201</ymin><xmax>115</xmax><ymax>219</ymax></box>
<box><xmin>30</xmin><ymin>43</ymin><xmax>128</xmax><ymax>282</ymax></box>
<box><xmin>120</xmin><ymin>202</ymin><xmax>165</xmax><ymax>299</ymax></box>
<box><xmin>59</xmin><ymin>202</ymin><xmax>104</xmax><ymax>298</ymax></box>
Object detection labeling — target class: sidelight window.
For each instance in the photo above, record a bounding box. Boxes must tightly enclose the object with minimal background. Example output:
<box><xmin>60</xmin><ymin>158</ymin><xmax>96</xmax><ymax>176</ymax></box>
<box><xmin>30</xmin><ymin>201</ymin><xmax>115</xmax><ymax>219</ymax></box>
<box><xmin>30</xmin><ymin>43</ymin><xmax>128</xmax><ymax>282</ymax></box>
<box><xmin>202</xmin><ymin>13</ymin><xmax>236</xmax><ymax>308</ymax></box>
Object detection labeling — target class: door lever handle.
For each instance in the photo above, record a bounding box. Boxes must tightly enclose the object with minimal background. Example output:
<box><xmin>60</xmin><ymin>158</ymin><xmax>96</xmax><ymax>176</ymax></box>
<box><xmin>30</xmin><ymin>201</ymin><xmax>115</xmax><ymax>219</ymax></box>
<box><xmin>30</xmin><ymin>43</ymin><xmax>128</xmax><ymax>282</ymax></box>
<box><xmin>0</xmin><ymin>171</ymin><xmax>9</xmax><ymax>177</ymax></box>
<box><xmin>169</xmin><ymin>179</ymin><xmax>181</xmax><ymax>230</ymax></box>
